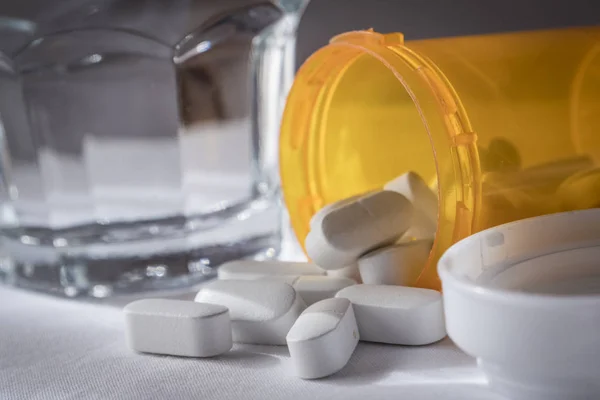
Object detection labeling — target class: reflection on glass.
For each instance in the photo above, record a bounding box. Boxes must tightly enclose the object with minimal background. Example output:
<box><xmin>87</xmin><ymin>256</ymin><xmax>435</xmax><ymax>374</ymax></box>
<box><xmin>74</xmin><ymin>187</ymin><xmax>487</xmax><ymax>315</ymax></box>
<box><xmin>0</xmin><ymin>0</ymin><xmax>309</xmax><ymax>297</ymax></box>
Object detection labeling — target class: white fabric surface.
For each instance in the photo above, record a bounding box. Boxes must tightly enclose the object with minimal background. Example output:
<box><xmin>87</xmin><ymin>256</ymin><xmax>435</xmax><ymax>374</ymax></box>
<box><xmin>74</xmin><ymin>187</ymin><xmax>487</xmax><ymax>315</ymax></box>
<box><xmin>0</xmin><ymin>284</ymin><xmax>506</xmax><ymax>400</ymax></box>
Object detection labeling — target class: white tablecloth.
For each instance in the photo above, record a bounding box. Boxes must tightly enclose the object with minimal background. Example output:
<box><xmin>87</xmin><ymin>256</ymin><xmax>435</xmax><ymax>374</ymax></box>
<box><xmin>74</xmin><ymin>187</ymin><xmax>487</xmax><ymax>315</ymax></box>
<box><xmin>0</xmin><ymin>284</ymin><xmax>506</xmax><ymax>400</ymax></box>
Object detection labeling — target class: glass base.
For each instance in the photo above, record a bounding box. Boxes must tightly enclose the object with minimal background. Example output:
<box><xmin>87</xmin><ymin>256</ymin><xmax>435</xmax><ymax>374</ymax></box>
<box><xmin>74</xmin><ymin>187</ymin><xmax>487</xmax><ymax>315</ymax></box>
<box><xmin>0</xmin><ymin>198</ymin><xmax>280</xmax><ymax>298</ymax></box>
<box><xmin>0</xmin><ymin>236</ymin><xmax>279</xmax><ymax>298</ymax></box>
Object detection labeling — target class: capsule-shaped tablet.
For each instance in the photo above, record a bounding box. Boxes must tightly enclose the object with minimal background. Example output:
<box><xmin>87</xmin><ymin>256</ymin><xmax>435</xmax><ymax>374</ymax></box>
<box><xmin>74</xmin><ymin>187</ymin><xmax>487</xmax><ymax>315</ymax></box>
<box><xmin>384</xmin><ymin>171</ymin><xmax>438</xmax><ymax>224</ymax></box>
<box><xmin>306</xmin><ymin>190</ymin><xmax>414</xmax><ymax>270</ymax></box>
<box><xmin>556</xmin><ymin>167</ymin><xmax>600</xmax><ymax>210</ymax></box>
<box><xmin>336</xmin><ymin>284</ymin><xmax>445</xmax><ymax>345</ymax></box>
<box><xmin>482</xmin><ymin>172</ymin><xmax>556</xmax><ymax>227</ymax></box>
<box><xmin>358</xmin><ymin>240</ymin><xmax>433</xmax><ymax>286</ymax></box>
<box><xmin>195</xmin><ymin>280</ymin><xmax>306</xmax><ymax>345</ymax></box>
<box><xmin>480</xmin><ymin>155</ymin><xmax>594</xmax><ymax>208</ymax></box>
<box><xmin>286</xmin><ymin>297</ymin><xmax>359</xmax><ymax>379</ymax></box>
<box><xmin>519</xmin><ymin>155</ymin><xmax>594</xmax><ymax>193</ymax></box>
<box><xmin>124</xmin><ymin>299</ymin><xmax>232</xmax><ymax>357</ymax></box>
<box><xmin>217</xmin><ymin>260</ymin><xmax>325</xmax><ymax>280</ymax></box>
<box><xmin>258</xmin><ymin>275</ymin><xmax>302</xmax><ymax>285</ymax></box>
<box><xmin>256</xmin><ymin>275</ymin><xmax>356</xmax><ymax>305</ymax></box>
<box><xmin>309</xmin><ymin>195</ymin><xmax>363</xmax><ymax>229</ymax></box>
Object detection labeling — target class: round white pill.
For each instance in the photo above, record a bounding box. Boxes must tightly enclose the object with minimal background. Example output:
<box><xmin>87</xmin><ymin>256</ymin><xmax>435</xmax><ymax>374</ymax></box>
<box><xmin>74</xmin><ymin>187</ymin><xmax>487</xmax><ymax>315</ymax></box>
<box><xmin>306</xmin><ymin>190</ymin><xmax>414</xmax><ymax>270</ymax></box>
<box><xmin>124</xmin><ymin>299</ymin><xmax>232</xmax><ymax>357</ymax></box>
<box><xmin>195</xmin><ymin>280</ymin><xmax>306</xmax><ymax>345</ymax></box>
<box><xmin>335</xmin><ymin>284</ymin><xmax>446</xmax><ymax>345</ymax></box>
<box><xmin>217</xmin><ymin>260</ymin><xmax>325</xmax><ymax>280</ymax></box>
<box><xmin>358</xmin><ymin>239</ymin><xmax>433</xmax><ymax>286</ymax></box>
<box><xmin>286</xmin><ymin>297</ymin><xmax>359</xmax><ymax>379</ymax></box>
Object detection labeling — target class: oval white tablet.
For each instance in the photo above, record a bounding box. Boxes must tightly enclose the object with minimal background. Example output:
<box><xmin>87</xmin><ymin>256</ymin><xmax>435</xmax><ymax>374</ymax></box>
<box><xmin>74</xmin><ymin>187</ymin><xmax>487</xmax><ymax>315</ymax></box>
<box><xmin>556</xmin><ymin>167</ymin><xmax>600</xmax><ymax>210</ymax></box>
<box><xmin>306</xmin><ymin>190</ymin><xmax>414</xmax><ymax>270</ymax></box>
<box><xmin>286</xmin><ymin>297</ymin><xmax>359</xmax><ymax>379</ymax></box>
<box><xmin>309</xmin><ymin>195</ymin><xmax>363</xmax><ymax>229</ymax></box>
<box><xmin>258</xmin><ymin>275</ymin><xmax>302</xmax><ymax>285</ymax></box>
<box><xmin>292</xmin><ymin>276</ymin><xmax>356</xmax><ymax>306</ymax></box>
<box><xmin>384</xmin><ymin>171</ymin><xmax>438</xmax><ymax>224</ymax></box>
<box><xmin>217</xmin><ymin>260</ymin><xmax>325</xmax><ymax>280</ymax></box>
<box><xmin>124</xmin><ymin>299</ymin><xmax>232</xmax><ymax>357</ymax></box>
<box><xmin>195</xmin><ymin>280</ymin><xmax>306</xmax><ymax>345</ymax></box>
<box><xmin>335</xmin><ymin>284</ymin><xmax>445</xmax><ymax>345</ymax></box>
<box><xmin>358</xmin><ymin>240</ymin><xmax>433</xmax><ymax>286</ymax></box>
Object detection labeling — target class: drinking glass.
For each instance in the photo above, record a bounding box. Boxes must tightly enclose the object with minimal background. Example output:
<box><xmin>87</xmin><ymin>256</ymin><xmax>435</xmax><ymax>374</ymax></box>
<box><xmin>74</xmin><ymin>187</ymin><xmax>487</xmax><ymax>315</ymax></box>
<box><xmin>0</xmin><ymin>0</ymin><xmax>309</xmax><ymax>297</ymax></box>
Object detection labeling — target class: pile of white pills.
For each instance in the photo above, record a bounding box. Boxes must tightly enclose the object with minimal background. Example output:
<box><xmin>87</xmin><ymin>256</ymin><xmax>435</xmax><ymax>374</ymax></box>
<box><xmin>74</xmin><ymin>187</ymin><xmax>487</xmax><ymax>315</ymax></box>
<box><xmin>306</xmin><ymin>171</ymin><xmax>438</xmax><ymax>286</ymax></box>
<box><xmin>124</xmin><ymin>172</ymin><xmax>445</xmax><ymax>379</ymax></box>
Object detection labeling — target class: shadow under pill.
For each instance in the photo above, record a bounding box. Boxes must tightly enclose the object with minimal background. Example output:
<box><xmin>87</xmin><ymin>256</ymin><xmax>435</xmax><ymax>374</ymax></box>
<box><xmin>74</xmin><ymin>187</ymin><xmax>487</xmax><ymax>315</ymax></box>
<box><xmin>207</xmin><ymin>347</ymin><xmax>285</xmax><ymax>369</ymax></box>
<box><xmin>322</xmin><ymin>338</ymin><xmax>478</xmax><ymax>386</ymax></box>
<box><xmin>132</xmin><ymin>348</ymin><xmax>282</xmax><ymax>370</ymax></box>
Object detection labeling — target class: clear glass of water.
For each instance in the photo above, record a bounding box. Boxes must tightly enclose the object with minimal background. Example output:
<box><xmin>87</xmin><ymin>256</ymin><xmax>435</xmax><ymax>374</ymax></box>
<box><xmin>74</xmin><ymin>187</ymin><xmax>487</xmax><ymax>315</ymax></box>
<box><xmin>0</xmin><ymin>0</ymin><xmax>309</xmax><ymax>297</ymax></box>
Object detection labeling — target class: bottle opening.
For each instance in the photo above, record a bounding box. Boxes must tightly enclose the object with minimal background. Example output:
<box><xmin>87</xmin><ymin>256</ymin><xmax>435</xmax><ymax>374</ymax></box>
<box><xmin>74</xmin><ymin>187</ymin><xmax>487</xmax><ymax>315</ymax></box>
<box><xmin>281</xmin><ymin>30</ymin><xmax>478</xmax><ymax>290</ymax></box>
<box><xmin>317</xmin><ymin>50</ymin><xmax>438</xmax><ymax>209</ymax></box>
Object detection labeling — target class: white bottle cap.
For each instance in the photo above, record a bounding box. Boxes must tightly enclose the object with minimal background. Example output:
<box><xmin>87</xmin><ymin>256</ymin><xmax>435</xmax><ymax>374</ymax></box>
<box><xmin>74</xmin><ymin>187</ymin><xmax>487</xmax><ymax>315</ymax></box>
<box><xmin>438</xmin><ymin>209</ymin><xmax>600</xmax><ymax>400</ymax></box>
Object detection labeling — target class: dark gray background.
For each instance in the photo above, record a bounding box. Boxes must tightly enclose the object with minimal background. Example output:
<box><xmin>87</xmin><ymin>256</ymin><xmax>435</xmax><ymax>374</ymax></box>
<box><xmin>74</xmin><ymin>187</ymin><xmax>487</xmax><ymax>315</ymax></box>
<box><xmin>2</xmin><ymin>0</ymin><xmax>600</xmax><ymax>59</ymax></box>
<box><xmin>297</xmin><ymin>0</ymin><xmax>600</xmax><ymax>65</ymax></box>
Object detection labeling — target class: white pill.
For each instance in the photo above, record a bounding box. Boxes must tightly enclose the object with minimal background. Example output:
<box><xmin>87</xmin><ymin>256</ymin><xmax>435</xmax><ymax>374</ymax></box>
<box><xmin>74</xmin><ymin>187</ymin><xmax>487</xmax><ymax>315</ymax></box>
<box><xmin>326</xmin><ymin>264</ymin><xmax>362</xmax><ymax>283</ymax></box>
<box><xmin>358</xmin><ymin>239</ymin><xmax>433</xmax><ymax>286</ymax></box>
<box><xmin>309</xmin><ymin>195</ymin><xmax>363</xmax><ymax>229</ymax></box>
<box><xmin>124</xmin><ymin>299</ymin><xmax>232</xmax><ymax>357</ymax></box>
<box><xmin>217</xmin><ymin>260</ymin><xmax>325</xmax><ymax>280</ymax></box>
<box><xmin>402</xmin><ymin>209</ymin><xmax>437</xmax><ymax>240</ymax></box>
<box><xmin>292</xmin><ymin>276</ymin><xmax>356</xmax><ymax>306</ymax></box>
<box><xmin>258</xmin><ymin>275</ymin><xmax>302</xmax><ymax>285</ymax></box>
<box><xmin>335</xmin><ymin>284</ymin><xmax>445</xmax><ymax>345</ymax></box>
<box><xmin>384</xmin><ymin>171</ymin><xmax>438</xmax><ymax>225</ymax></box>
<box><xmin>286</xmin><ymin>297</ymin><xmax>359</xmax><ymax>379</ymax></box>
<box><xmin>306</xmin><ymin>190</ymin><xmax>414</xmax><ymax>270</ymax></box>
<box><xmin>195</xmin><ymin>280</ymin><xmax>306</xmax><ymax>345</ymax></box>
<box><xmin>256</xmin><ymin>275</ymin><xmax>356</xmax><ymax>305</ymax></box>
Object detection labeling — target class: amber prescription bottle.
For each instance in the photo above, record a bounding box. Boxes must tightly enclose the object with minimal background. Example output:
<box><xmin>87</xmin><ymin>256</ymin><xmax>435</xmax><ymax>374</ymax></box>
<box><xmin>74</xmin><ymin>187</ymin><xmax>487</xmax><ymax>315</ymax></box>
<box><xmin>280</xmin><ymin>27</ymin><xmax>600</xmax><ymax>289</ymax></box>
